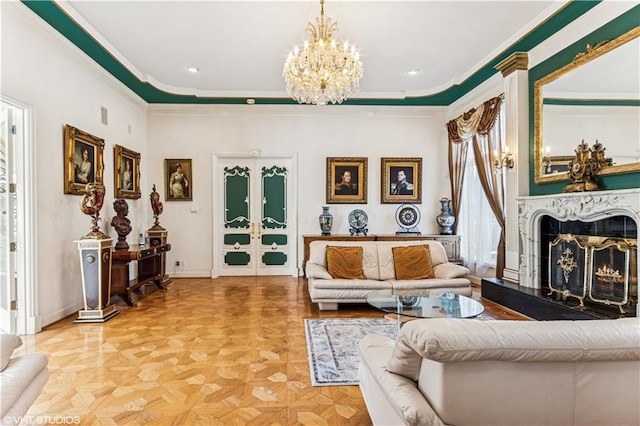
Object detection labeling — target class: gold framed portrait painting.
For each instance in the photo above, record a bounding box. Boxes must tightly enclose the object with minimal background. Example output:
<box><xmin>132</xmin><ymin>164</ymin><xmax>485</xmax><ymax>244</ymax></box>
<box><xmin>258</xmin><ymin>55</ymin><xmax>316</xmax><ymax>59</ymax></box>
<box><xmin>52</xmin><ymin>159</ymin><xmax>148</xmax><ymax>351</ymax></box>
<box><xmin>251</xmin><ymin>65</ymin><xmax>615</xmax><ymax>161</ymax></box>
<box><xmin>381</xmin><ymin>157</ymin><xmax>422</xmax><ymax>204</ymax></box>
<box><xmin>326</xmin><ymin>157</ymin><xmax>368</xmax><ymax>204</ymax></box>
<box><xmin>114</xmin><ymin>145</ymin><xmax>141</xmax><ymax>199</ymax></box>
<box><xmin>63</xmin><ymin>124</ymin><xmax>105</xmax><ymax>195</ymax></box>
<box><xmin>164</xmin><ymin>159</ymin><xmax>192</xmax><ymax>201</ymax></box>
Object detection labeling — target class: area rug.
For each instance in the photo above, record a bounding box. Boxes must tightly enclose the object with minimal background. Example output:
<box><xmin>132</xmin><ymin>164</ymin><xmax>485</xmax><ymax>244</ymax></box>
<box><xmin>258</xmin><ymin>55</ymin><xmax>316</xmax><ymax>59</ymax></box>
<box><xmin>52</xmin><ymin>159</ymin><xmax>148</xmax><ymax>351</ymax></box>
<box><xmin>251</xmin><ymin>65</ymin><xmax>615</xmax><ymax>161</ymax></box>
<box><xmin>304</xmin><ymin>318</ymin><xmax>398</xmax><ymax>386</ymax></box>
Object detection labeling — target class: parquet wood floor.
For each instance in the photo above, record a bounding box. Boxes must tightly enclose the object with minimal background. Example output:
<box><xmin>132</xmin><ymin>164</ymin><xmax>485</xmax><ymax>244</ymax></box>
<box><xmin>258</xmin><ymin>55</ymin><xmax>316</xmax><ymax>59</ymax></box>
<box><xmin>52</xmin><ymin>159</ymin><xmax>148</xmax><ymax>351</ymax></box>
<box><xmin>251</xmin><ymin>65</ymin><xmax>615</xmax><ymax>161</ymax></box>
<box><xmin>17</xmin><ymin>277</ymin><xmax>528</xmax><ymax>425</ymax></box>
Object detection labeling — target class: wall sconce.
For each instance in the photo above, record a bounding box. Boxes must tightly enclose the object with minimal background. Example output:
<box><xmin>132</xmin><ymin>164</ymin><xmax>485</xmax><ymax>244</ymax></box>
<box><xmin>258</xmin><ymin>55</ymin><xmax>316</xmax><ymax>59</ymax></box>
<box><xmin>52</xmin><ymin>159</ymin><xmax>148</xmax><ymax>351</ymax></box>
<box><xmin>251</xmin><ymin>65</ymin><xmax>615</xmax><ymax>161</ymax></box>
<box><xmin>494</xmin><ymin>146</ymin><xmax>514</xmax><ymax>169</ymax></box>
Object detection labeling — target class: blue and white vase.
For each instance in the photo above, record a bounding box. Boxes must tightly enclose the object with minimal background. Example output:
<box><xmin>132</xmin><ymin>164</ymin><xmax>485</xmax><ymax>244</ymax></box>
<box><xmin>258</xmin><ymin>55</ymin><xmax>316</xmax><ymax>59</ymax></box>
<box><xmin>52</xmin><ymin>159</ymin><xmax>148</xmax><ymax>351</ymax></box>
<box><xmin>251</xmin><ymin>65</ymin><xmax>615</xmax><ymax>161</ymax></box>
<box><xmin>436</xmin><ymin>198</ymin><xmax>455</xmax><ymax>235</ymax></box>
<box><xmin>319</xmin><ymin>206</ymin><xmax>333</xmax><ymax>236</ymax></box>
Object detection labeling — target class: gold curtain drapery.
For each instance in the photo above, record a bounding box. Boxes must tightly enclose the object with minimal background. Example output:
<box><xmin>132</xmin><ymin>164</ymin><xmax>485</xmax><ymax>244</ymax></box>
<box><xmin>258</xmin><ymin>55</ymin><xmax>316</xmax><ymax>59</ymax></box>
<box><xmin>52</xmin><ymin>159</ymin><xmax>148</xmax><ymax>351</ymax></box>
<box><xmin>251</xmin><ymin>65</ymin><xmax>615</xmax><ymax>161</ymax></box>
<box><xmin>446</xmin><ymin>96</ymin><xmax>506</xmax><ymax>277</ymax></box>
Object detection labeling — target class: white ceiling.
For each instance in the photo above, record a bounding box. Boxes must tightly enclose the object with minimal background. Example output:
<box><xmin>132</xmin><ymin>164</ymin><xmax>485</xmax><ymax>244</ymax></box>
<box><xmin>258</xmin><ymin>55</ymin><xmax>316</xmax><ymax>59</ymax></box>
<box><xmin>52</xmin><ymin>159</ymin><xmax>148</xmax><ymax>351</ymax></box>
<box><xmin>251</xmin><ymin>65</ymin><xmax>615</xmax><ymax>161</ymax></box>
<box><xmin>58</xmin><ymin>0</ymin><xmax>564</xmax><ymax>100</ymax></box>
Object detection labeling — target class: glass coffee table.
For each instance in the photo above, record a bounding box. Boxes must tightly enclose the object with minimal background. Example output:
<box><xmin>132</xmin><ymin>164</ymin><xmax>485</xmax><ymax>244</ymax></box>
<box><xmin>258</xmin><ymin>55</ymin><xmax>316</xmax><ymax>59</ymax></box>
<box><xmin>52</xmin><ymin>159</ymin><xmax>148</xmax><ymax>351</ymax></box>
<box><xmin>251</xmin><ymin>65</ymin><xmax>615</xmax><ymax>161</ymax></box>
<box><xmin>366</xmin><ymin>290</ymin><xmax>484</xmax><ymax>319</ymax></box>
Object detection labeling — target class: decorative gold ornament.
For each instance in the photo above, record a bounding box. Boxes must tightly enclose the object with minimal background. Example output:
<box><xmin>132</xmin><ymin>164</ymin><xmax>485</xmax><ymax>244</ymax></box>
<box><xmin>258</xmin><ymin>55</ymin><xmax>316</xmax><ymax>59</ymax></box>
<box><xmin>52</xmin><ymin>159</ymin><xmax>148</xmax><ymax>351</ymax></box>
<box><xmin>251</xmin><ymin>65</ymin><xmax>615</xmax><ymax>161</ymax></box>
<box><xmin>283</xmin><ymin>0</ymin><xmax>363</xmax><ymax>105</ymax></box>
<box><xmin>557</xmin><ymin>248</ymin><xmax>578</xmax><ymax>284</ymax></box>
<box><xmin>563</xmin><ymin>140</ymin><xmax>612</xmax><ymax>193</ymax></box>
<box><xmin>80</xmin><ymin>182</ymin><xmax>108</xmax><ymax>239</ymax></box>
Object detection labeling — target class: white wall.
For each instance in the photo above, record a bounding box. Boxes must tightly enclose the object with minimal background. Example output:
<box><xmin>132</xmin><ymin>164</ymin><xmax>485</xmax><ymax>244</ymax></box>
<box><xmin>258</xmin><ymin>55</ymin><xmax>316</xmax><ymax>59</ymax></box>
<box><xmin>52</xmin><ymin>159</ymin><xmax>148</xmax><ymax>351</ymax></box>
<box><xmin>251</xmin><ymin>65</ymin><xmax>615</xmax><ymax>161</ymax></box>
<box><xmin>2</xmin><ymin>3</ymin><xmax>148</xmax><ymax>327</ymax></box>
<box><xmin>147</xmin><ymin>105</ymin><xmax>448</xmax><ymax>276</ymax></box>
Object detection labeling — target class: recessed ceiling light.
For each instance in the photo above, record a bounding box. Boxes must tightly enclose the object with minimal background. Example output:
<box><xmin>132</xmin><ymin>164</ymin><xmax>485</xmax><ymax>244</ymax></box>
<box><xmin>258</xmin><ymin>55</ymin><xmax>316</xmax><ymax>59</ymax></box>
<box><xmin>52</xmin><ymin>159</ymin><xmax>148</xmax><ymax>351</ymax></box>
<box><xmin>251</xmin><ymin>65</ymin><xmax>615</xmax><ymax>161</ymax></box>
<box><xmin>407</xmin><ymin>69</ymin><xmax>420</xmax><ymax>76</ymax></box>
<box><xmin>186</xmin><ymin>66</ymin><xmax>200</xmax><ymax>73</ymax></box>
<box><xmin>246</xmin><ymin>99</ymin><xmax>256</xmax><ymax>105</ymax></box>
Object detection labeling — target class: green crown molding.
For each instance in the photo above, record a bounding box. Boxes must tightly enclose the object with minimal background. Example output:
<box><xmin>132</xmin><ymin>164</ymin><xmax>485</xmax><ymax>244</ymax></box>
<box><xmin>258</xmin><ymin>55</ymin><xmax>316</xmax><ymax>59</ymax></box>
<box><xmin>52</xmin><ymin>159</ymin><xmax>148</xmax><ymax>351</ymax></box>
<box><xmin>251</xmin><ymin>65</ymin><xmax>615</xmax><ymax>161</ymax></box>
<box><xmin>544</xmin><ymin>98</ymin><xmax>640</xmax><ymax>107</ymax></box>
<box><xmin>21</xmin><ymin>0</ymin><xmax>598</xmax><ymax>106</ymax></box>
<box><xmin>529</xmin><ymin>5</ymin><xmax>640</xmax><ymax>195</ymax></box>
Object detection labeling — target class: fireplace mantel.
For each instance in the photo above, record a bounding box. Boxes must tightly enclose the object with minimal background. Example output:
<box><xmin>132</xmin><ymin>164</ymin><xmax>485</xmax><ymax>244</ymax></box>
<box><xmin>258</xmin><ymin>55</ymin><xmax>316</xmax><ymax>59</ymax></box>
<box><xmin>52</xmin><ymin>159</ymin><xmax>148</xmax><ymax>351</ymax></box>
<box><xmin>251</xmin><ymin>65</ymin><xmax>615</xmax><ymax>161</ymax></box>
<box><xmin>518</xmin><ymin>188</ymin><xmax>640</xmax><ymax>290</ymax></box>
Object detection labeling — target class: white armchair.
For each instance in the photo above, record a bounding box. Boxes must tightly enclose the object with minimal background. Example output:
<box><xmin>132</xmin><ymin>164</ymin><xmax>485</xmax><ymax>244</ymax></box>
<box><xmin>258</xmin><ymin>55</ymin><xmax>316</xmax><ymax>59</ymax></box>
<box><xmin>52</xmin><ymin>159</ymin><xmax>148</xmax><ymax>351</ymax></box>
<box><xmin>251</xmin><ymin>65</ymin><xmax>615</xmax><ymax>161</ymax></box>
<box><xmin>0</xmin><ymin>334</ymin><xmax>49</xmax><ymax>420</ymax></box>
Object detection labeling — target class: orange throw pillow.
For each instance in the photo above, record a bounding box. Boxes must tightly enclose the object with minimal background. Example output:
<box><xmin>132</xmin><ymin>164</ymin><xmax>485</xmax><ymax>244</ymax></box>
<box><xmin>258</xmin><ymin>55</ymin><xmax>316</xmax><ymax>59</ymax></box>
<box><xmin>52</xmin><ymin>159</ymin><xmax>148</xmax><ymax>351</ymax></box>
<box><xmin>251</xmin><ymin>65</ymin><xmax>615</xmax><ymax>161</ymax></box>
<box><xmin>393</xmin><ymin>245</ymin><xmax>434</xmax><ymax>280</ymax></box>
<box><xmin>326</xmin><ymin>246</ymin><xmax>366</xmax><ymax>279</ymax></box>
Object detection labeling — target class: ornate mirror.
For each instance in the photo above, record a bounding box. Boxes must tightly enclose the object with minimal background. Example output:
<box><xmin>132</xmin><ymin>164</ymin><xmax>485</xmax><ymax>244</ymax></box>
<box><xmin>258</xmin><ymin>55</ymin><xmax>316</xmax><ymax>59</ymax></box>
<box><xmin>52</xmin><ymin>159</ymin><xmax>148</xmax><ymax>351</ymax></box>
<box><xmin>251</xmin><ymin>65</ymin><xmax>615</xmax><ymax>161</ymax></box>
<box><xmin>534</xmin><ymin>27</ymin><xmax>640</xmax><ymax>184</ymax></box>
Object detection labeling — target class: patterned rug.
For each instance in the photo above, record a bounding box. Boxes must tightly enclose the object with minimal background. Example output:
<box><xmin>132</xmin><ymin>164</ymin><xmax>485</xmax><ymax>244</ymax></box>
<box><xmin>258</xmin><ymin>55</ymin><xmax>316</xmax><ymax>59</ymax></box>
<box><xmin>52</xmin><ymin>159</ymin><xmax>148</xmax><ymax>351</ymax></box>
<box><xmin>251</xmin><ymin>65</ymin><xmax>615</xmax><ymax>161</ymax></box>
<box><xmin>304</xmin><ymin>318</ymin><xmax>398</xmax><ymax>386</ymax></box>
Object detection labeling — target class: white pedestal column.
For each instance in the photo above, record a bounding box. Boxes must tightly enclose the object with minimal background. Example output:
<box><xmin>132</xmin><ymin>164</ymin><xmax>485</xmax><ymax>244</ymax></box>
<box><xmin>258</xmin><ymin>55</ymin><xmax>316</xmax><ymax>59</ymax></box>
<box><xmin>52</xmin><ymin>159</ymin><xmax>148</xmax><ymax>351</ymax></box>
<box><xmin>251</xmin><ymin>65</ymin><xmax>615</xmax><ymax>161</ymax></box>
<box><xmin>74</xmin><ymin>238</ymin><xmax>118</xmax><ymax>323</ymax></box>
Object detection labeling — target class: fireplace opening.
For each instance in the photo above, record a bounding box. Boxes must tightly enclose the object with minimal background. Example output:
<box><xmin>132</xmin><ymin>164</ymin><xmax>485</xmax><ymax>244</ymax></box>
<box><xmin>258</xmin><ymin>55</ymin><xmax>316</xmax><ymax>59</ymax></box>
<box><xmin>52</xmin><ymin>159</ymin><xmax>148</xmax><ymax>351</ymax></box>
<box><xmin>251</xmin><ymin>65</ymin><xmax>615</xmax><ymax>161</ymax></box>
<box><xmin>540</xmin><ymin>215</ymin><xmax>637</xmax><ymax>317</ymax></box>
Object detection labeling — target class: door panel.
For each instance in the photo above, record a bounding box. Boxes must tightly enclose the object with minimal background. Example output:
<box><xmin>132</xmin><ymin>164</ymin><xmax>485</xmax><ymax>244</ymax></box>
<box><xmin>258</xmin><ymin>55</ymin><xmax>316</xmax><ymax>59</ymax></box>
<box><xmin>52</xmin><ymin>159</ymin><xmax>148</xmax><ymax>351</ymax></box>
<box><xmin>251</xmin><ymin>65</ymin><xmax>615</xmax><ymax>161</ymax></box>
<box><xmin>215</xmin><ymin>155</ymin><xmax>295</xmax><ymax>276</ymax></box>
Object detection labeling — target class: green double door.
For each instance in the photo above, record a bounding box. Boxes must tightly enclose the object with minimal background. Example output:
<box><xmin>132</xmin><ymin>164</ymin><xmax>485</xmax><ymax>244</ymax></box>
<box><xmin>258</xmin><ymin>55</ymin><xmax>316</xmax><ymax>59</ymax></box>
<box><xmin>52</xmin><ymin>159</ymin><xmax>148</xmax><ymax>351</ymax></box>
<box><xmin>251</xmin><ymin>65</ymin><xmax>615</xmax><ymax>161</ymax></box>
<box><xmin>213</xmin><ymin>155</ymin><xmax>296</xmax><ymax>276</ymax></box>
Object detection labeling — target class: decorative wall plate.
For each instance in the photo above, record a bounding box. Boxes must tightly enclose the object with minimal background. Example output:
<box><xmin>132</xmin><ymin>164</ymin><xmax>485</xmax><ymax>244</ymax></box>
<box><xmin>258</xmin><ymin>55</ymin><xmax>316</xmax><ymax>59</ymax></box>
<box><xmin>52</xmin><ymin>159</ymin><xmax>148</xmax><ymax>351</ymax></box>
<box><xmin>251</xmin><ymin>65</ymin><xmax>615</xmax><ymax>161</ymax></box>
<box><xmin>348</xmin><ymin>209</ymin><xmax>369</xmax><ymax>236</ymax></box>
<box><xmin>395</xmin><ymin>204</ymin><xmax>421</xmax><ymax>234</ymax></box>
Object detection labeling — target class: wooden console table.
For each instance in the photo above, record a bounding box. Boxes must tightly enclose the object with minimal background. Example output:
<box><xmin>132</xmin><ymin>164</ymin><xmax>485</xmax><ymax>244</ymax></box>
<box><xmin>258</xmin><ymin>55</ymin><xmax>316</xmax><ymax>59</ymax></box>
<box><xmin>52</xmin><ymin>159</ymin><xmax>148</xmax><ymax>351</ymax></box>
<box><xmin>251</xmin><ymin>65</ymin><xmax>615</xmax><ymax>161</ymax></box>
<box><xmin>302</xmin><ymin>234</ymin><xmax>461</xmax><ymax>271</ymax></box>
<box><xmin>111</xmin><ymin>243</ymin><xmax>171</xmax><ymax>306</ymax></box>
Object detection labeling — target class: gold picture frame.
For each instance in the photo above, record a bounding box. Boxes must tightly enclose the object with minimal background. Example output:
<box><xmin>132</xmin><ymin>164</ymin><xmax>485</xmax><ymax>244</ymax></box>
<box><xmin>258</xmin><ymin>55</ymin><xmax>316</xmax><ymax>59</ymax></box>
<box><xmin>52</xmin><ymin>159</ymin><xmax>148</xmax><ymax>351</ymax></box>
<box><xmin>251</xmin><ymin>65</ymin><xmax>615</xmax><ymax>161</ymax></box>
<box><xmin>381</xmin><ymin>157</ymin><xmax>422</xmax><ymax>204</ymax></box>
<box><xmin>114</xmin><ymin>145</ymin><xmax>141</xmax><ymax>199</ymax></box>
<box><xmin>63</xmin><ymin>124</ymin><xmax>105</xmax><ymax>195</ymax></box>
<box><xmin>164</xmin><ymin>158</ymin><xmax>192</xmax><ymax>201</ymax></box>
<box><xmin>326</xmin><ymin>157</ymin><xmax>368</xmax><ymax>204</ymax></box>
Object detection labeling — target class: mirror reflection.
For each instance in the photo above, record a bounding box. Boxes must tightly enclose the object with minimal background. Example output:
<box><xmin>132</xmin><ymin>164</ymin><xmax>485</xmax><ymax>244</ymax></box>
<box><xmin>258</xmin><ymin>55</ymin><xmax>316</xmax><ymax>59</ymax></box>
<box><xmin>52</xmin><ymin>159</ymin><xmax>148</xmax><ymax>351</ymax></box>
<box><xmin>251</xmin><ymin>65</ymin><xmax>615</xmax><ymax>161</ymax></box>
<box><xmin>534</xmin><ymin>27</ymin><xmax>640</xmax><ymax>183</ymax></box>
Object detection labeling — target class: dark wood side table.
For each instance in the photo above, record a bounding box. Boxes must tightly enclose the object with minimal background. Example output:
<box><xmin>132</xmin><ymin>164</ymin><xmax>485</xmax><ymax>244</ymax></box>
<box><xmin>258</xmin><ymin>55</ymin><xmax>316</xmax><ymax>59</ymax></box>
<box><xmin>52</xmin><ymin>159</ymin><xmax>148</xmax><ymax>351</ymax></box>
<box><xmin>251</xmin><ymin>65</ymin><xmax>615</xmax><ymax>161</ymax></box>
<box><xmin>111</xmin><ymin>243</ymin><xmax>171</xmax><ymax>306</ymax></box>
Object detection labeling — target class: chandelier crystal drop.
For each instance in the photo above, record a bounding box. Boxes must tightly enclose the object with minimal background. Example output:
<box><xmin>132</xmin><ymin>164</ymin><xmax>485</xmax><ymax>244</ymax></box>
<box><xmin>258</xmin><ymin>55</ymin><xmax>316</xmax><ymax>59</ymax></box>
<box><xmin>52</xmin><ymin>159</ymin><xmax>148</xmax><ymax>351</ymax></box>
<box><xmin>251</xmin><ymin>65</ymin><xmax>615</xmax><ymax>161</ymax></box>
<box><xmin>283</xmin><ymin>0</ymin><xmax>363</xmax><ymax>105</ymax></box>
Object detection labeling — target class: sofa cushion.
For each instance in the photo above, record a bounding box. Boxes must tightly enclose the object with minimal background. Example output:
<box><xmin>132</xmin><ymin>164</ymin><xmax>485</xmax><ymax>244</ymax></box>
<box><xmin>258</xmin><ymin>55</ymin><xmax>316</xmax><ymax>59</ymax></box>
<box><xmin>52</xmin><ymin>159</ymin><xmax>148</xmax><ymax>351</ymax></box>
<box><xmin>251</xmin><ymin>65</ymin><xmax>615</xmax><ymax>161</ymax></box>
<box><xmin>305</xmin><ymin>263</ymin><xmax>333</xmax><ymax>280</ymax></box>
<box><xmin>393</xmin><ymin>245</ymin><xmax>434</xmax><ymax>280</ymax></box>
<box><xmin>378</xmin><ymin>241</ymin><xmax>449</xmax><ymax>280</ymax></box>
<box><xmin>433</xmin><ymin>263</ymin><xmax>470</xmax><ymax>279</ymax></box>
<box><xmin>0</xmin><ymin>334</ymin><xmax>23</xmax><ymax>372</ymax></box>
<box><xmin>387</xmin><ymin>318</ymin><xmax>640</xmax><ymax>381</ymax></box>
<box><xmin>326</xmin><ymin>246</ymin><xmax>366</xmax><ymax>279</ymax></box>
<box><xmin>308</xmin><ymin>241</ymin><xmax>380</xmax><ymax>280</ymax></box>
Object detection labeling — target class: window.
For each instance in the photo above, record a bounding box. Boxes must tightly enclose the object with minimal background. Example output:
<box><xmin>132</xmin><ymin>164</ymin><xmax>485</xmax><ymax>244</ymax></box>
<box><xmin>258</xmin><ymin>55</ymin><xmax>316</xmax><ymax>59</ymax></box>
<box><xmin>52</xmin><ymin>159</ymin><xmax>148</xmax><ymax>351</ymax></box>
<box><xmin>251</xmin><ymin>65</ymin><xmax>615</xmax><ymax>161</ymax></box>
<box><xmin>458</xmin><ymin>102</ymin><xmax>505</xmax><ymax>278</ymax></box>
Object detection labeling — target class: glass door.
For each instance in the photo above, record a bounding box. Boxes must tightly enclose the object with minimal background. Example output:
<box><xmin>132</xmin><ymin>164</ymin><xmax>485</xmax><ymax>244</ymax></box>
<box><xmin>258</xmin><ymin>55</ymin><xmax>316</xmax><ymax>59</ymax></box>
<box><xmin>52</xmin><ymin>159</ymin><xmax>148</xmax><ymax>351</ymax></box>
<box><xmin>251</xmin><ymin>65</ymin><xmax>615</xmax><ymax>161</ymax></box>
<box><xmin>0</xmin><ymin>104</ymin><xmax>17</xmax><ymax>333</ymax></box>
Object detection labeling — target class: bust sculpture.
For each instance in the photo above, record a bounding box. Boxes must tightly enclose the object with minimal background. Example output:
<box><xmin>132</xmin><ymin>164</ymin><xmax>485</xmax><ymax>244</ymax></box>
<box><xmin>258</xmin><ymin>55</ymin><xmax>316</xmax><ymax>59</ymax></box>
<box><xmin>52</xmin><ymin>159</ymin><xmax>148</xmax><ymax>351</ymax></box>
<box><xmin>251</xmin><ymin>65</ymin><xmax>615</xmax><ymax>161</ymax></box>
<box><xmin>111</xmin><ymin>199</ymin><xmax>132</xmax><ymax>250</ymax></box>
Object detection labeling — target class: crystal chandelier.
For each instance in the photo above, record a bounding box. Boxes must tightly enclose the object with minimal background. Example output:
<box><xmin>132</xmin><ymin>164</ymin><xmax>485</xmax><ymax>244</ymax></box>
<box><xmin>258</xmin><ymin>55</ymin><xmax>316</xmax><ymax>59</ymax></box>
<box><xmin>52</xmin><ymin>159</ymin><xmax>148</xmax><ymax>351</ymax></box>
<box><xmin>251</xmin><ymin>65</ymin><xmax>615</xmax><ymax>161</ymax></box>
<box><xmin>283</xmin><ymin>0</ymin><xmax>363</xmax><ymax>105</ymax></box>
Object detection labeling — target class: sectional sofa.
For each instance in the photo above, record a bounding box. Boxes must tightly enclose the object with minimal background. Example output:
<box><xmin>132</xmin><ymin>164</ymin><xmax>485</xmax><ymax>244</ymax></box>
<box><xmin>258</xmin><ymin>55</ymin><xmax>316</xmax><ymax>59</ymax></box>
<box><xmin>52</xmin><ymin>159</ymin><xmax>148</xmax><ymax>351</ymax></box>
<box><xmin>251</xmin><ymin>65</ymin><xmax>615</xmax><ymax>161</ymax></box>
<box><xmin>359</xmin><ymin>317</ymin><xmax>640</xmax><ymax>425</ymax></box>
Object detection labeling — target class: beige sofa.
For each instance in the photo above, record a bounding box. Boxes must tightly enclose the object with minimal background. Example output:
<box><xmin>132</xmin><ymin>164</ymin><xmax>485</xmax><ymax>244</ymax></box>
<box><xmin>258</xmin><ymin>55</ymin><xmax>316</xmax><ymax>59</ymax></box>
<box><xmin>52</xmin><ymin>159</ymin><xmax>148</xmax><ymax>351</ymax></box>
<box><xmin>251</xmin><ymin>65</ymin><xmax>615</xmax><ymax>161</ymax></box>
<box><xmin>305</xmin><ymin>240</ymin><xmax>471</xmax><ymax>310</ymax></box>
<box><xmin>358</xmin><ymin>317</ymin><xmax>640</xmax><ymax>426</ymax></box>
<box><xmin>0</xmin><ymin>334</ymin><xmax>49</xmax><ymax>420</ymax></box>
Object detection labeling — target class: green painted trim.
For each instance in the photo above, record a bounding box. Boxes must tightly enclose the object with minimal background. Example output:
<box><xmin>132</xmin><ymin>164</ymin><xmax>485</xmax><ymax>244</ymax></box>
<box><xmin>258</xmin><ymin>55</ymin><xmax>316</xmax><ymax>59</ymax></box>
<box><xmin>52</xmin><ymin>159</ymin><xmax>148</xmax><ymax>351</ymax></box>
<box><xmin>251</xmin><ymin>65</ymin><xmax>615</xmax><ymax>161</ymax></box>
<box><xmin>262</xmin><ymin>235</ymin><xmax>288</xmax><ymax>246</ymax></box>
<box><xmin>21</xmin><ymin>0</ymin><xmax>599</xmax><ymax>105</ymax></box>
<box><xmin>543</xmin><ymin>98</ymin><xmax>640</xmax><ymax>107</ymax></box>
<box><xmin>529</xmin><ymin>5</ymin><xmax>640</xmax><ymax>195</ymax></box>
<box><xmin>224</xmin><ymin>252</ymin><xmax>251</xmax><ymax>266</ymax></box>
<box><xmin>262</xmin><ymin>252</ymin><xmax>287</xmax><ymax>266</ymax></box>
<box><xmin>223</xmin><ymin>234</ymin><xmax>251</xmax><ymax>246</ymax></box>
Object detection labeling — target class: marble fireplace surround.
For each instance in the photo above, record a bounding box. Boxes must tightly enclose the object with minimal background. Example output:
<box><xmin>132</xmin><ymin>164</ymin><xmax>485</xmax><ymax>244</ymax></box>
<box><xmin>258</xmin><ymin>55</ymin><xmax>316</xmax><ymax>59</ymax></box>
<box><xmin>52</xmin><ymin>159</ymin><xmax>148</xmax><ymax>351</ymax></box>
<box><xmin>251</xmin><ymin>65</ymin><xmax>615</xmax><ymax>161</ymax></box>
<box><xmin>518</xmin><ymin>189</ymin><xmax>640</xmax><ymax>293</ymax></box>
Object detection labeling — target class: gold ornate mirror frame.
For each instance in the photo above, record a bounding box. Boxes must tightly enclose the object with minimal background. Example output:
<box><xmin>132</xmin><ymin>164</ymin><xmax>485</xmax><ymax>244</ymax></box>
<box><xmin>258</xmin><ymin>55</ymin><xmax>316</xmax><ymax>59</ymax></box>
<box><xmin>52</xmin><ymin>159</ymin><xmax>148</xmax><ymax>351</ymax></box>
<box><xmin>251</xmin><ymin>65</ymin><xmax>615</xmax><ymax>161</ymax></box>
<box><xmin>533</xmin><ymin>26</ymin><xmax>640</xmax><ymax>184</ymax></box>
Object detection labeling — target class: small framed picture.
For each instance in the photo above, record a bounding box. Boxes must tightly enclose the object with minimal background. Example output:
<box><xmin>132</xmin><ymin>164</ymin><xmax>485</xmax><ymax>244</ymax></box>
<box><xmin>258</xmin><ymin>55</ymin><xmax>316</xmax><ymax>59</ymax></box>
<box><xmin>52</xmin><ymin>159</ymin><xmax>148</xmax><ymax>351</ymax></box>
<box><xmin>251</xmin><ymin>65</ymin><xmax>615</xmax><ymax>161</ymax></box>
<box><xmin>164</xmin><ymin>158</ymin><xmax>192</xmax><ymax>201</ymax></box>
<box><xmin>381</xmin><ymin>157</ymin><xmax>422</xmax><ymax>204</ymax></box>
<box><xmin>63</xmin><ymin>124</ymin><xmax>105</xmax><ymax>195</ymax></box>
<box><xmin>326</xmin><ymin>157</ymin><xmax>368</xmax><ymax>204</ymax></box>
<box><xmin>114</xmin><ymin>145</ymin><xmax>141</xmax><ymax>199</ymax></box>
<box><xmin>542</xmin><ymin>155</ymin><xmax>572</xmax><ymax>175</ymax></box>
